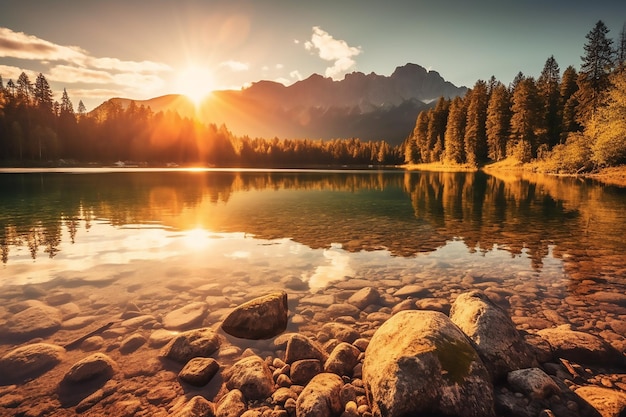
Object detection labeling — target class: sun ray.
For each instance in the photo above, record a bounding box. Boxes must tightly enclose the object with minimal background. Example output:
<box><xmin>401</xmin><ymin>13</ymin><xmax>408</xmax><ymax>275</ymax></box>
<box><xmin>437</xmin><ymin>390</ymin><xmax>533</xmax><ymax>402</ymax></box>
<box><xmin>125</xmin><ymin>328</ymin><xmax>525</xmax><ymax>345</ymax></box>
<box><xmin>175</xmin><ymin>65</ymin><xmax>215</xmax><ymax>106</ymax></box>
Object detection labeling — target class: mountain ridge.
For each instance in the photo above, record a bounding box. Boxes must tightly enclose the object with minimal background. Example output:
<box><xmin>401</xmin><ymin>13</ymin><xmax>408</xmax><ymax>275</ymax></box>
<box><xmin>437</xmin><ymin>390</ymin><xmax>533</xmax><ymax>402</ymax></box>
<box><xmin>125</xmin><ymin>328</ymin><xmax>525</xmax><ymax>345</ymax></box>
<box><xmin>93</xmin><ymin>63</ymin><xmax>467</xmax><ymax>145</ymax></box>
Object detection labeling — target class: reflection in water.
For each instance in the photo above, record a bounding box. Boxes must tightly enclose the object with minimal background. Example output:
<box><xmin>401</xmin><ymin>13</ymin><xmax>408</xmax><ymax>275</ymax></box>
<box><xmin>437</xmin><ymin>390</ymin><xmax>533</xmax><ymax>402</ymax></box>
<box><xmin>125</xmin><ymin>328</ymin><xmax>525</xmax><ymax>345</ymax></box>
<box><xmin>1</xmin><ymin>169</ymin><xmax>626</xmax><ymax>294</ymax></box>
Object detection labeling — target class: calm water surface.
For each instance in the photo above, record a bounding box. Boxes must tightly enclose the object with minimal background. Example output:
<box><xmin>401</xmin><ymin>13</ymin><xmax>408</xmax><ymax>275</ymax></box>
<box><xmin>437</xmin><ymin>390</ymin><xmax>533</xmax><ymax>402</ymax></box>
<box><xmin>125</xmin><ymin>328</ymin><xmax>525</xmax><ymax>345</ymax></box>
<box><xmin>1</xmin><ymin>169</ymin><xmax>626</xmax><ymax>347</ymax></box>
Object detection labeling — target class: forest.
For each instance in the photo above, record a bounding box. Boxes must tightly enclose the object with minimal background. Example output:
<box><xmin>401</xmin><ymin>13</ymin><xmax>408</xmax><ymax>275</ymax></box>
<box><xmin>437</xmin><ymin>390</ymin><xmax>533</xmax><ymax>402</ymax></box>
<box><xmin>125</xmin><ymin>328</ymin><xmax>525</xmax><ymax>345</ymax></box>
<box><xmin>404</xmin><ymin>20</ymin><xmax>626</xmax><ymax>173</ymax></box>
<box><xmin>0</xmin><ymin>20</ymin><xmax>624</xmax><ymax>171</ymax></box>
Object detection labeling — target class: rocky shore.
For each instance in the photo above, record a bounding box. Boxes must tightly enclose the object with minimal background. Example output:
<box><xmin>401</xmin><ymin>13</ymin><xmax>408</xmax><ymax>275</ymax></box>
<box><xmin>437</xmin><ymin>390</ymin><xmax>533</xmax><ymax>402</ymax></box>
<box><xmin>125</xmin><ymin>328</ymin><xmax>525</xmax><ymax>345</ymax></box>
<box><xmin>0</xmin><ymin>280</ymin><xmax>625</xmax><ymax>417</ymax></box>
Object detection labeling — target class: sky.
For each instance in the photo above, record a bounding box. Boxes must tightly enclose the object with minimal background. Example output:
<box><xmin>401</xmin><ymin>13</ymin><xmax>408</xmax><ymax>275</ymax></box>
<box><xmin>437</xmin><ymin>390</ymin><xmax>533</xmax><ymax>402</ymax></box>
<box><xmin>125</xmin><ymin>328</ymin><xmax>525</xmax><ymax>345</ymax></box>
<box><xmin>1</xmin><ymin>0</ymin><xmax>625</xmax><ymax>110</ymax></box>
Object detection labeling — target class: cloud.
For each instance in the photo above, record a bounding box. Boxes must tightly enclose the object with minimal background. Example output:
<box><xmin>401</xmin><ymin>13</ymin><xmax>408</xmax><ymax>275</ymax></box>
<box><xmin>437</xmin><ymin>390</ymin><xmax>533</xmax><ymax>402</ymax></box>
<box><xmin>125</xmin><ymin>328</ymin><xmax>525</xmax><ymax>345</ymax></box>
<box><xmin>290</xmin><ymin>70</ymin><xmax>303</xmax><ymax>81</ymax></box>
<box><xmin>0</xmin><ymin>64</ymin><xmax>37</xmax><ymax>81</ymax></box>
<box><xmin>0</xmin><ymin>27</ymin><xmax>86</xmax><ymax>63</ymax></box>
<box><xmin>304</xmin><ymin>26</ymin><xmax>361</xmax><ymax>79</ymax></box>
<box><xmin>219</xmin><ymin>60</ymin><xmax>249</xmax><ymax>72</ymax></box>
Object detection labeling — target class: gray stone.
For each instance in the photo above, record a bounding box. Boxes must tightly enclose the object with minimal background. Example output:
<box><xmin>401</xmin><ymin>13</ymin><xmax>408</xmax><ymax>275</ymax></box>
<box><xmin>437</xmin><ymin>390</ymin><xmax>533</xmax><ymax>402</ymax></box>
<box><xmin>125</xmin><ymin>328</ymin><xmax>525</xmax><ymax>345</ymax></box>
<box><xmin>362</xmin><ymin>310</ymin><xmax>495</xmax><ymax>417</ymax></box>
<box><xmin>179</xmin><ymin>357</ymin><xmax>220</xmax><ymax>386</ymax></box>
<box><xmin>507</xmin><ymin>368</ymin><xmax>560</xmax><ymax>399</ymax></box>
<box><xmin>63</xmin><ymin>353</ymin><xmax>117</xmax><ymax>383</ymax></box>
<box><xmin>223</xmin><ymin>355</ymin><xmax>274</xmax><ymax>401</ymax></box>
<box><xmin>324</xmin><ymin>342</ymin><xmax>361</xmax><ymax>376</ymax></box>
<box><xmin>160</xmin><ymin>327</ymin><xmax>221</xmax><ymax>364</ymax></box>
<box><xmin>449</xmin><ymin>290</ymin><xmax>538</xmax><ymax>380</ymax></box>
<box><xmin>295</xmin><ymin>373</ymin><xmax>343</xmax><ymax>417</ymax></box>
<box><xmin>222</xmin><ymin>291</ymin><xmax>288</xmax><ymax>339</ymax></box>
<box><xmin>163</xmin><ymin>301</ymin><xmax>207</xmax><ymax>330</ymax></box>
<box><xmin>0</xmin><ymin>343</ymin><xmax>65</xmax><ymax>383</ymax></box>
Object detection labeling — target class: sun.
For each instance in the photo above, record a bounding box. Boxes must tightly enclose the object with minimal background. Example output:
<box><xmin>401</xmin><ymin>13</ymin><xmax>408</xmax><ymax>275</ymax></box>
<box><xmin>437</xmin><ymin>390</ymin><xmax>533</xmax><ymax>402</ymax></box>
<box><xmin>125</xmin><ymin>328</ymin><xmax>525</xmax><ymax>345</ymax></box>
<box><xmin>175</xmin><ymin>65</ymin><xmax>215</xmax><ymax>105</ymax></box>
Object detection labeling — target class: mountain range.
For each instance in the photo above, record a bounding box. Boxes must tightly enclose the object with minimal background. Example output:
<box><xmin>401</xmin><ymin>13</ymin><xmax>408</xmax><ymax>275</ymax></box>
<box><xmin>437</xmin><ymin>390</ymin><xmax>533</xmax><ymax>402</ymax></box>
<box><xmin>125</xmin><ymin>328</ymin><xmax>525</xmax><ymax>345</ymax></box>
<box><xmin>94</xmin><ymin>63</ymin><xmax>467</xmax><ymax>145</ymax></box>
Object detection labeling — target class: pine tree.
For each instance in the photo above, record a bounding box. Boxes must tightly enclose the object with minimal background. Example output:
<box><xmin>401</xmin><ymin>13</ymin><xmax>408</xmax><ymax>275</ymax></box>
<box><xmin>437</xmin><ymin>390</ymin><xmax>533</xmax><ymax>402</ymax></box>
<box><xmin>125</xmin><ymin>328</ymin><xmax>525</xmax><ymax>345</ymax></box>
<box><xmin>77</xmin><ymin>100</ymin><xmax>87</xmax><ymax>116</ymax></box>
<box><xmin>486</xmin><ymin>82</ymin><xmax>511</xmax><ymax>161</ymax></box>
<box><xmin>560</xmin><ymin>66</ymin><xmax>580</xmax><ymax>140</ymax></box>
<box><xmin>618</xmin><ymin>23</ymin><xmax>626</xmax><ymax>69</ymax></box>
<box><xmin>576</xmin><ymin>20</ymin><xmax>615</xmax><ymax>125</ymax></box>
<box><xmin>16</xmin><ymin>72</ymin><xmax>33</xmax><ymax>104</ymax></box>
<box><xmin>537</xmin><ymin>56</ymin><xmax>561</xmax><ymax>147</ymax></box>
<box><xmin>60</xmin><ymin>89</ymin><xmax>74</xmax><ymax>116</ymax></box>
<box><xmin>443</xmin><ymin>96</ymin><xmax>466</xmax><ymax>163</ymax></box>
<box><xmin>464</xmin><ymin>80</ymin><xmax>489</xmax><ymax>166</ymax></box>
<box><xmin>33</xmin><ymin>73</ymin><xmax>54</xmax><ymax>114</ymax></box>
<box><xmin>510</xmin><ymin>77</ymin><xmax>541</xmax><ymax>161</ymax></box>
<box><xmin>426</xmin><ymin>97</ymin><xmax>449</xmax><ymax>162</ymax></box>
<box><xmin>405</xmin><ymin>111</ymin><xmax>429</xmax><ymax>164</ymax></box>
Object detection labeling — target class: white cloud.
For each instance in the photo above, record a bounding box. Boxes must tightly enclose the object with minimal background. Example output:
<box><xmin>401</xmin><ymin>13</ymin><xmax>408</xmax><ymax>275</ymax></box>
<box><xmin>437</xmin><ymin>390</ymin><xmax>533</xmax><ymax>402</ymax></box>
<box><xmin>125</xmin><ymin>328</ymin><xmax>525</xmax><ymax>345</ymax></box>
<box><xmin>290</xmin><ymin>70</ymin><xmax>303</xmax><ymax>81</ymax></box>
<box><xmin>0</xmin><ymin>27</ymin><xmax>86</xmax><ymax>63</ymax></box>
<box><xmin>304</xmin><ymin>26</ymin><xmax>361</xmax><ymax>79</ymax></box>
<box><xmin>275</xmin><ymin>63</ymin><xmax>284</xmax><ymax>70</ymax></box>
<box><xmin>0</xmin><ymin>64</ymin><xmax>37</xmax><ymax>81</ymax></box>
<box><xmin>219</xmin><ymin>60</ymin><xmax>249</xmax><ymax>72</ymax></box>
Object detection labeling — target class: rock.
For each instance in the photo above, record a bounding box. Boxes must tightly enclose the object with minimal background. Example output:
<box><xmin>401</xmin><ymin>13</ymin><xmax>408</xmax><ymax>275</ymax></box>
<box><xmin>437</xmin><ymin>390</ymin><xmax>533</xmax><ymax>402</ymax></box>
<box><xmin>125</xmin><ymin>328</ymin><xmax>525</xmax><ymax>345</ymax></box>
<box><xmin>324</xmin><ymin>342</ymin><xmax>361</xmax><ymax>376</ymax></box>
<box><xmin>163</xmin><ymin>302</ymin><xmax>207</xmax><ymax>330</ymax></box>
<box><xmin>222</xmin><ymin>291</ymin><xmax>288</xmax><ymax>340</ymax></box>
<box><xmin>449</xmin><ymin>290</ymin><xmax>538</xmax><ymax>380</ymax></box>
<box><xmin>216</xmin><ymin>389</ymin><xmax>246</xmax><ymax>417</ymax></box>
<box><xmin>160</xmin><ymin>327</ymin><xmax>221</xmax><ymax>364</ymax></box>
<box><xmin>149</xmin><ymin>328</ymin><xmax>178</xmax><ymax>347</ymax></box>
<box><xmin>347</xmin><ymin>287</ymin><xmax>380</xmax><ymax>310</ymax></box>
<box><xmin>0</xmin><ymin>303</ymin><xmax>62</xmax><ymax>339</ymax></box>
<box><xmin>393</xmin><ymin>284</ymin><xmax>430</xmax><ymax>298</ymax></box>
<box><xmin>320</xmin><ymin>322</ymin><xmax>360</xmax><ymax>344</ymax></box>
<box><xmin>119</xmin><ymin>333</ymin><xmax>147</xmax><ymax>354</ymax></box>
<box><xmin>223</xmin><ymin>355</ymin><xmax>274</xmax><ymax>401</ymax></box>
<box><xmin>171</xmin><ymin>395</ymin><xmax>215</xmax><ymax>417</ymax></box>
<box><xmin>63</xmin><ymin>352</ymin><xmax>117</xmax><ymax>383</ymax></box>
<box><xmin>0</xmin><ymin>343</ymin><xmax>65</xmax><ymax>383</ymax></box>
<box><xmin>362</xmin><ymin>310</ymin><xmax>495</xmax><ymax>417</ymax></box>
<box><xmin>537</xmin><ymin>325</ymin><xmax>623</xmax><ymax>366</ymax></box>
<box><xmin>290</xmin><ymin>359</ymin><xmax>322</xmax><ymax>385</ymax></box>
<box><xmin>61</xmin><ymin>315</ymin><xmax>97</xmax><ymax>330</ymax></box>
<box><xmin>285</xmin><ymin>334</ymin><xmax>327</xmax><ymax>364</ymax></box>
<box><xmin>326</xmin><ymin>303</ymin><xmax>361</xmax><ymax>318</ymax></box>
<box><xmin>575</xmin><ymin>386</ymin><xmax>626</xmax><ymax>417</ymax></box>
<box><xmin>273</xmin><ymin>387</ymin><xmax>299</xmax><ymax>404</ymax></box>
<box><xmin>179</xmin><ymin>357</ymin><xmax>220</xmax><ymax>386</ymax></box>
<box><xmin>81</xmin><ymin>336</ymin><xmax>104</xmax><ymax>351</ymax></box>
<box><xmin>296</xmin><ymin>373</ymin><xmax>343</xmax><ymax>417</ymax></box>
<box><xmin>588</xmin><ymin>291</ymin><xmax>626</xmax><ymax>307</ymax></box>
<box><xmin>507</xmin><ymin>368</ymin><xmax>560</xmax><ymax>399</ymax></box>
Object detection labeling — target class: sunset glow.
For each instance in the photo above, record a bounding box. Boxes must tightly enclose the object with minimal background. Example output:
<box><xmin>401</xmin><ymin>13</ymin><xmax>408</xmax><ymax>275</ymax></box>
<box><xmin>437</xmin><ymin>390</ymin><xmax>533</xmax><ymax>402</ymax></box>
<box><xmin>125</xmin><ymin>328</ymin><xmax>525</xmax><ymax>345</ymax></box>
<box><xmin>175</xmin><ymin>65</ymin><xmax>215</xmax><ymax>105</ymax></box>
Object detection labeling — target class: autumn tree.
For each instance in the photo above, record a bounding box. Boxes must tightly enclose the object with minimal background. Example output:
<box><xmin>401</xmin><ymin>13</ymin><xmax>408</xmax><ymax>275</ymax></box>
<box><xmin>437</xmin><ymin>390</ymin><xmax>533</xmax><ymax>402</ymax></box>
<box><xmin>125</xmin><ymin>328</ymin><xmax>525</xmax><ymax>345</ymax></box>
<box><xmin>443</xmin><ymin>96</ymin><xmax>466</xmax><ymax>163</ymax></box>
<box><xmin>426</xmin><ymin>97</ymin><xmax>449</xmax><ymax>162</ymax></box>
<box><xmin>559</xmin><ymin>65</ymin><xmax>580</xmax><ymax>140</ymax></box>
<box><xmin>486</xmin><ymin>82</ymin><xmax>511</xmax><ymax>161</ymax></box>
<box><xmin>509</xmin><ymin>77</ymin><xmax>541</xmax><ymax>161</ymax></box>
<box><xmin>464</xmin><ymin>80</ymin><xmax>489</xmax><ymax>166</ymax></box>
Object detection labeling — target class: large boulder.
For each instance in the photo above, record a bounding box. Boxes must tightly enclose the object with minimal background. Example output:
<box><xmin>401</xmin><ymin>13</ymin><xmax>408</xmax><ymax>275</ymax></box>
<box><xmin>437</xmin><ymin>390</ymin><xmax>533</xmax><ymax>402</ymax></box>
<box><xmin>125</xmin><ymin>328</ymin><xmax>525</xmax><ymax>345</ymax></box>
<box><xmin>62</xmin><ymin>353</ymin><xmax>117</xmax><ymax>383</ymax></box>
<box><xmin>362</xmin><ymin>310</ymin><xmax>495</xmax><ymax>417</ymax></box>
<box><xmin>221</xmin><ymin>291</ymin><xmax>288</xmax><ymax>339</ymax></box>
<box><xmin>537</xmin><ymin>325</ymin><xmax>623</xmax><ymax>366</ymax></box>
<box><xmin>223</xmin><ymin>355</ymin><xmax>274</xmax><ymax>401</ymax></box>
<box><xmin>575</xmin><ymin>386</ymin><xmax>626</xmax><ymax>417</ymax></box>
<box><xmin>160</xmin><ymin>327</ymin><xmax>221</xmax><ymax>364</ymax></box>
<box><xmin>295</xmin><ymin>373</ymin><xmax>343</xmax><ymax>417</ymax></box>
<box><xmin>449</xmin><ymin>290</ymin><xmax>538</xmax><ymax>380</ymax></box>
<box><xmin>0</xmin><ymin>343</ymin><xmax>65</xmax><ymax>383</ymax></box>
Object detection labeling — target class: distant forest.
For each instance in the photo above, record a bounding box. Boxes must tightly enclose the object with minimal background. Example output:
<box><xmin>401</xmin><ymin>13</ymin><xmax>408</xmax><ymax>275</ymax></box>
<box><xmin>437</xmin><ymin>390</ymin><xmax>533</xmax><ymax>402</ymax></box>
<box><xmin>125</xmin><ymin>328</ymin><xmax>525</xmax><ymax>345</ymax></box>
<box><xmin>0</xmin><ymin>20</ymin><xmax>625</xmax><ymax>171</ymax></box>
<box><xmin>404</xmin><ymin>20</ymin><xmax>626</xmax><ymax>172</ymax></box>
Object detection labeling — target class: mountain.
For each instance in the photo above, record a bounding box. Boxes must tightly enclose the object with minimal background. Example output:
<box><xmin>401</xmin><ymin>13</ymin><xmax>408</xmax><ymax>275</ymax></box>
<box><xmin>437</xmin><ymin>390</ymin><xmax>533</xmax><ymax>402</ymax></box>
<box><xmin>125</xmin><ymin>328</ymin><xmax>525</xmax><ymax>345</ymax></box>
<box><xmin>93</xmin><ymin>63</ymin><xmax>467</xmax><ymax>145</ymax></box>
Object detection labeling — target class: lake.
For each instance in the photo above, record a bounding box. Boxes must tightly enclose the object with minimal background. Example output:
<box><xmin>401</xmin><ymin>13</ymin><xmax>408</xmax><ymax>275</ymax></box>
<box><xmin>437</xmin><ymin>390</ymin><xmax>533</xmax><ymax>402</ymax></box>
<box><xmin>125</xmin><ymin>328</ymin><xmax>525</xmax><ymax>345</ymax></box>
<box><xmin>1</xmin><ymin>168</ymin><xmax>626</xmax><ymax>407</ymax></box>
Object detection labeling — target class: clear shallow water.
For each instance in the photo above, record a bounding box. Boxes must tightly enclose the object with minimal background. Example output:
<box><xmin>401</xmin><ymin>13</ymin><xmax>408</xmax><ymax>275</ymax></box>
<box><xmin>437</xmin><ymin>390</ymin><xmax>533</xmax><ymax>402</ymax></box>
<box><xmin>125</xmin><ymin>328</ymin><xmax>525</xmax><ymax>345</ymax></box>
<box><xmin>1</xmin><ymin>169</ymin><xmax>626</xmax><ymax>342</ymax></box>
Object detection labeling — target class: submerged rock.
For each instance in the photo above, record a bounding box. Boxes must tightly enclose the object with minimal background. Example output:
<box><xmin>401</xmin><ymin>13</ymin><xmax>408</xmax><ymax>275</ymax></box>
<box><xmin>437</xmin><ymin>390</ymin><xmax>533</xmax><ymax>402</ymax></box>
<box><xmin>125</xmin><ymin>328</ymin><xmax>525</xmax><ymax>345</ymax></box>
<box><xmin>0</xmin><ymin>343</ymin><xmax>65</xmax><ymax>383</ymax></box>
<box><xmin>537</xmin><ymin>325</ymin><xmax>623</xmax><ymax>366</ymax></box>
<box><xmin>171</xmin><ymin>395</ymin><xmax>215</xmax><ymax>417</ymax></box>
<box><xmin>163</xmin><ymin>301</ymin><xmax>207</xmax><ymax>330</ymax></box>
<box><xmin>284</xmin><ymin>333</ymin><xmax>327</xmax><ymax>364</ymax></box>
<box><xmin>222</xmin><ymin>291</ymin><xmax>288</xmax><ymax>339</ymax></box>
<box><xmin>362</xmin><ymin>310</ymin><xmax>495</xmax><ymax>417</ymax></box>
<box><xmin>63</xmin><ymin>352</ymin><xmax>117</xmax><ymax>383</ymax></box>
<box><xmin>179</xmin><ymin>357</ymin><xmax>220</xmax><ymax>387</ymax></box>
<box><xmin>0</xmin><ymin>303</ymin><xmax>62</xmax><ymax>339</ymax></box>
<box><xmin>449</xmin><ymin>290</ymin><xmax>538</xmax><ymax>380</ymax></box>
<box><xmin>160</xmin><ymin>327</ymin><xmax>221</xmax><ymax>364</ymax></box>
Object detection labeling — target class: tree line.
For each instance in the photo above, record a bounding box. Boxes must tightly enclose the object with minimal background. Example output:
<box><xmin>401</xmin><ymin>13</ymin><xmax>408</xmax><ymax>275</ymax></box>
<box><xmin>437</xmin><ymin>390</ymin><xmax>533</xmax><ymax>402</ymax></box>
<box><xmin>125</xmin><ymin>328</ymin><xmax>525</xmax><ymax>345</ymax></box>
<box><xmin>404</xmin><ymin>20</ymin><xmax>626</xmax><ymax>172</ymax></box>
<box><xmin>0</xmin><ymin>74</ymin><xmax>401</xmax><ymax>167</ymax></box>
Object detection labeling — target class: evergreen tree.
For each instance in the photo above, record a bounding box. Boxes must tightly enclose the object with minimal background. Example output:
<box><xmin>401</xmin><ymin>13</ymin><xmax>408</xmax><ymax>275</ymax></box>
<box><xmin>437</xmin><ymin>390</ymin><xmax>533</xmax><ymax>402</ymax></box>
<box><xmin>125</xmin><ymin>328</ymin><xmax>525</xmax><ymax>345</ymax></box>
<box><xmin>537</xmin><ymin>56</ymin><xmax>561</xmax><ymax>147</ymax></box>
<box><xmin>16</xmin><ymin>72</ymin><xmax>33</xmax><ymax>104</ymax></box>
<box><xmin>509</xmin><ymin>71</ymin><xmax>525</xmax><ymax>92</ymax></box>
<box><xmin>560</xmin><ymin>65</ymin><xmax>580</xmax><ymax>140</ymax></box>
<box><xmin>443</xmin><ymin>96</ymin><xmax>466</xmax><ymax>163</ymax></box>
<box><xmin>486</xmin><ymin>82</ymin><xmax>511</xmax><ymax>161</ymax></box>
<box><xmin>33</xmin><ymin>73</ymin><xmax>54</xmax><ymax>114</ymax></box>
<box><xmin>464</xmin><ymin>80</ymin><xmax>489</xmax><ymax>166</ymax></box>
<box><xmin>77</xmin><ymin>100</ymin><xmax>87</xmax><ymax>116</ymax></box>
<box><xmin>510</xmin><ymin>77</ymin><xmax>541</xmax><ymax>161</ymax></box>
<box><xmin>576</xmin><ymin>20</ymin><xmax>615</xmax><ymax>125</ymax></box>
<box><xmin>60</xmin><ymin>88</ymin><xmax>74</xmax><ymax>115</ymax></box>
<box><xmin>618</xmin><ymin>23</ymin><xmax>626</xmax><ymax>69</ymax></box>
<box><xmin>410</xmin><ymin>111</ymin><xmax>429</xmax><ymax>164</ymax></box>
<box><xmin>426</xmin><ymin>97</ymin><xmax>449</xmax><ymax>162</ymax></box>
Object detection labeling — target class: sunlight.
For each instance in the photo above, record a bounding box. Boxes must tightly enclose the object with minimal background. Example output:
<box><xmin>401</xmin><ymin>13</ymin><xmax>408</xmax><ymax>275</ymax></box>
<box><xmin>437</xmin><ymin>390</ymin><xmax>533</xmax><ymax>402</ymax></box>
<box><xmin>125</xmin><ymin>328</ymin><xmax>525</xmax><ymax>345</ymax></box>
<box><xmin>182</xmin><ymin>227</ymin><xmax>213</xmax><ymax>250</ymax></box>
<box><xmin>175</xmin><ymin>65</ymin><xmax>215</xmax><ymax>106</ymax></box>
